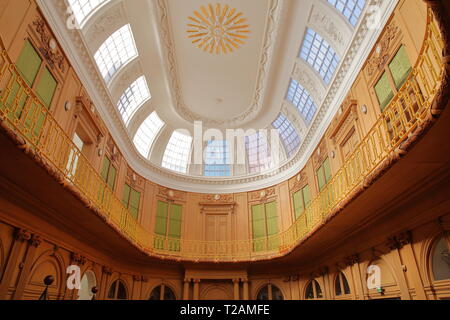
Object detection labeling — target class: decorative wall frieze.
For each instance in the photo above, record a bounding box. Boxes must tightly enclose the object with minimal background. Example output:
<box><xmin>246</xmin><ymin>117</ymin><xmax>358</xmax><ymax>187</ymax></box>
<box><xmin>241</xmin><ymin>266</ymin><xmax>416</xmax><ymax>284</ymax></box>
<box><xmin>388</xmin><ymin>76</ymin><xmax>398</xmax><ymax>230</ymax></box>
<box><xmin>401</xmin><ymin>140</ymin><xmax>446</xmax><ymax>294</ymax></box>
<box><xmin>127</xmin><ymin>167</ymin><xmax>145</xmax><ymax>189</ymax></box>
<box><xmin>291</xmin><ymin>171</ymin><xmax>308</xmax><ymax>192</ymax></box>
<box><xmin>313</xmin><ymin>141</ymin><xmax>328</xmax><ymax>167</ymax></box>
<box><xmin>31</xmin><ymin>16</ymin><xmax>67</xmax><ymax>77</ymax></box>
<box><xmin>202</xmin><ymin>194</ymin><xmax>234</xmax><ymax>203</ymax></box>
<box><xmin>84</xmin><ymin>3</ymin><xmax>126</xmax><ymax>50</ymax></box>
<box><xmin>329</xmin><ymin>99</ymin><xmax>359</xmax><ymax>144</ymax></box>
<box><xmin>102</xmin><ymin>266</ymin><xmax>113</xmax><ymax>275</ymax></box>
<box><xmin>365</xmin><ymin>21</ymin><xmax>401</xmax><ymax>79</ymax></box>
<box><xmin>344</xmin><ymin>254</ymin><xmax>360</xmax><ymax>267</ymax></box>
<box><xmin>29</xmin><ymin>234</ymin><xmax>42</xmax><ymax>248</ymax></box>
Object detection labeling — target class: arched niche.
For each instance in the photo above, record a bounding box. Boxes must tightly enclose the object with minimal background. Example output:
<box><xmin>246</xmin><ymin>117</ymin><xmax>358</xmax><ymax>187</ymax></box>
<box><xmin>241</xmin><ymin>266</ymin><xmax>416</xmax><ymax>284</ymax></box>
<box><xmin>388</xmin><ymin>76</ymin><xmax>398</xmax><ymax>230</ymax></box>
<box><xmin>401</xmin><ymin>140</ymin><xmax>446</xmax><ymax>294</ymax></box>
<box><xmin>77</xmin><ymin>270</ymin><xmax>97</xmax><ymax>300</ymax></box>
<box><xmin>26</xmin><ymin>251</ymin><xmax>65</xmax><ymax>300</ymax></box>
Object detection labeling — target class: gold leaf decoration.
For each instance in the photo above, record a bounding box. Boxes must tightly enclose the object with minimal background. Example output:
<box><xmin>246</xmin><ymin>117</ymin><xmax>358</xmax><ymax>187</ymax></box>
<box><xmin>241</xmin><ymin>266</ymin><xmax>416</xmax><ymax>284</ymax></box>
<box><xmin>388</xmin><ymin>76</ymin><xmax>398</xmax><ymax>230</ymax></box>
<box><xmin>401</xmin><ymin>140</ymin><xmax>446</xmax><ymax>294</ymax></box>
<box><xmin>187</xmin><ymin>3</ymin><xmax>250</xmax><ymax>54</ymax></box>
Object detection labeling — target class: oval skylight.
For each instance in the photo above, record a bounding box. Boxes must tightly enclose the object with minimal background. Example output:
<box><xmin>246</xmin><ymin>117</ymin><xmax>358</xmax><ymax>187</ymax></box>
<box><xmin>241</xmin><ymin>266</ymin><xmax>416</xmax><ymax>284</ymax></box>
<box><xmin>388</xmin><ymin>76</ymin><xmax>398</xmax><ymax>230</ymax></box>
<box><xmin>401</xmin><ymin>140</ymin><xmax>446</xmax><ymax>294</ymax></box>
<box><xmin>133</xmin><ymin>112</ymin><xmax>164</xmax><ymax>158</ymax></box>
<box><xmin>272</xmin><ymin>114</ymin><xmax>301</xmax><ymax>158</ymax></box>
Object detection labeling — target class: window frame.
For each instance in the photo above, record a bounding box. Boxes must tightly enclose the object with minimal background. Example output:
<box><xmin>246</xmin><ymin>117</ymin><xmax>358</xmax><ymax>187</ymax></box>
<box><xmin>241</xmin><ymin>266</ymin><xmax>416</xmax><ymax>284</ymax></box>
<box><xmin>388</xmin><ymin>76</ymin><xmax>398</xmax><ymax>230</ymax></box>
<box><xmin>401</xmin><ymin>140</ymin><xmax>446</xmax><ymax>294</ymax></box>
<box><xmin>373</xmin><ymin>44</ymin><xmax>413</xmax><ymax>112</ymax></box>
<box><xmin>122</xmin><ymin>183</ymin><xmax>141</xmax><ymax>219</ymax></box>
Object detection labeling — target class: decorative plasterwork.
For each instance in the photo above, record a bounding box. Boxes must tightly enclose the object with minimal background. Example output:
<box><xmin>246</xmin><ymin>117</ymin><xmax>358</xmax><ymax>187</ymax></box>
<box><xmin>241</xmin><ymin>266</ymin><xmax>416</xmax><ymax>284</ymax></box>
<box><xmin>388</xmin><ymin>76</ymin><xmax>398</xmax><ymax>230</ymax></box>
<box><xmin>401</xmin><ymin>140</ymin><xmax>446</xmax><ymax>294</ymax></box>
<box><xmin>36</xmin><ymin>0</ymin><xmax>397</xmax><ymax>193</ymax></box>
<box><xmin>187</xmin><ymin>4</ymin><xmax>250</xmax><ymax>55</ymax></box>
<box><xmin>155</xmin><ymin>0</ymin><xmax>282</xmax><ymax>126</ymax></box>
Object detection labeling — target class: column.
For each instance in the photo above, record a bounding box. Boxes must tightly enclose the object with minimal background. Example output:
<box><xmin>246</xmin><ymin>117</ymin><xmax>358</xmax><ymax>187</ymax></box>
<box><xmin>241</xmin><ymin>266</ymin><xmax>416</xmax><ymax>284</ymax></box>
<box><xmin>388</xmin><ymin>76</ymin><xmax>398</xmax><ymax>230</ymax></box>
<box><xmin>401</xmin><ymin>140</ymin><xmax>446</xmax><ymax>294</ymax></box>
<box><xmin>233</xmin><ymin>279</ymin><xmax>240</xmax><ymax>300</ymax></box>
<box><xmin>183</xmin><ymin>279</ymin><xmax>191</xmax><ymax>300</ymax></box>
<box><xmin>0</xmin><ymin>228</ymin><xmax>31</xmax><ymax>299</ymax></box>
<box><xmin>242</xmin><ymin>279</ymin><xmax>249</xmax><ymax>300</ymax></box>
<box><xmin>193</xmin><ymin>279</ymin><xmax>200</xmax><ymax>300</ymax></box>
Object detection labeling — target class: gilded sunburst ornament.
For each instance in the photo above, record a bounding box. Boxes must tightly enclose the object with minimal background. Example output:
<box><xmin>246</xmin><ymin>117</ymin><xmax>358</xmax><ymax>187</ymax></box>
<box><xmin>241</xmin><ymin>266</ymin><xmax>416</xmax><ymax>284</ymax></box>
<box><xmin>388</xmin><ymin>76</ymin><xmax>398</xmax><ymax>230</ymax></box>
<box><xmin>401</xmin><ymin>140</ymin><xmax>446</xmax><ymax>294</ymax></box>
<box><xmin>187</xmin><ymin>4</ymin><xmax>250</xmax><ymax>54</ymax></box>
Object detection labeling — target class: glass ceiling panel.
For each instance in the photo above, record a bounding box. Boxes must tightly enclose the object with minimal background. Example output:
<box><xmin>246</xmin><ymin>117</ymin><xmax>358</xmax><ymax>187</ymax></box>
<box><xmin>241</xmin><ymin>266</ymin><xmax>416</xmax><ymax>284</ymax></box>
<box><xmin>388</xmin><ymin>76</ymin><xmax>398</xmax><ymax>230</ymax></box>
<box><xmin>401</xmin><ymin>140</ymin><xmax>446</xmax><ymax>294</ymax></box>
<box><xmin>272</xmin><ymin>114</ymin><xmax>301</xmax><ymax>158</ymax></box>
<box><xmin>68</xmin><ymin>0</ymin><xmax>109</xmax><ymax>26</ymax></box>
<box><xmin>133</xmin><ymin>112</ymin><xmax>164</xmax><ymax>158</ymax></box>
<box><xmin>94</xmin><ymin>24</ymin><xmax>138</xmax><ymax>83</ymax></box>
<box><xmin>117</xmin><ymin>76</ymin><xmax>150</xmax><ymax>125</ymax></box>
<box><xmin>162</xmin><ymin>131</ymin><xmax>193</xmax><ymax>174</ymax></box>
<box><xmin>299</xmin><ymin>28</ymin><xmax>340</xmax><ymax>84</ymax></box>
<box><xmin>204</xmin><ymin>140</ymin><xmax>231</xmax><ymax>177</ymax></box>
<box><xmin>327</xmin><ymin>0</ymin><xmax>366</xmax><ymax>27</ymax></box>
<box><xmin>286</xmin><ymin>79</ymin><xmax>318</xmax><ymax>124</ymax></box>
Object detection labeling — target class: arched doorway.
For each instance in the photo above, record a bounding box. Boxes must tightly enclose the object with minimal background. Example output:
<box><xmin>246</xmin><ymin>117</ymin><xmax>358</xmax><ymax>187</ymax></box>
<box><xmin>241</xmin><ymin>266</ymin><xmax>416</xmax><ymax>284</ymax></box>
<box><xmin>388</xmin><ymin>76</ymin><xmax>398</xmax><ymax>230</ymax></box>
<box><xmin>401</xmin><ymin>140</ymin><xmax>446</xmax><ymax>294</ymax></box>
<box><xmin>77</xmin><ymin>270</ymin><xmax>96</xmax><ymax>300</ymax></box>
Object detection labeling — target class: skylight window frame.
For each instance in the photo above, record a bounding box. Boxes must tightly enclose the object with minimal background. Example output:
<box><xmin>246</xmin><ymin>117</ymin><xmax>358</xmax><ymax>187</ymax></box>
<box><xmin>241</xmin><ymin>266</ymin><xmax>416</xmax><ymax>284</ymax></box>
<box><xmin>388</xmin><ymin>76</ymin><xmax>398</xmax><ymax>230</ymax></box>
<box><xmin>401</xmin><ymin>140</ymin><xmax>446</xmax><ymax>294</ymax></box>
<box><xmin>162</xmin><ymin>131</ymin><xmax>193</xmax><ymax>174</ymax></box>
<box><xmin>327</xmin><ymin>0</ymin><xmax>366</xmax><ymax>27</ymax></box>
<box><xmin>272</xmin><ymin>114</ymin><xmax>301</xmax><ymax>159</ymax></box>
<box><xmin>94</xmin><ymin>24</ymin><xmax>138</xmax><ymax>83</ymax></box>
<box><xmin>117</xmin><ymin>76</ymin><xmax>151</xmax><ymax>126</ymax></box>
<box><xmin>245</xmin><ymin>132</ymin><xmax>272</xmax><ymax>174</ymax></box>
<box><xmin>203</xmin><ymin>140</ymin><xmax>232</xmax><ymax>177</ymax></box>
<box><xmin>299</xmin><ymin>28</ymin><xmax>340</xmax><ymax>85</ymax></box>
<box><xmin>68</xmin><ymin>0</ymin><xmax>110</xmax><ymax>28</ymax></box>
<box><xmin>133</xmin><ymin>112</ymin><xmax>165</xmax><ymax>159</ymax></box>
<box><xmin>286</xmin><ymin>79</ymin><xmax>318</xmax><ymax>124</ymax></box>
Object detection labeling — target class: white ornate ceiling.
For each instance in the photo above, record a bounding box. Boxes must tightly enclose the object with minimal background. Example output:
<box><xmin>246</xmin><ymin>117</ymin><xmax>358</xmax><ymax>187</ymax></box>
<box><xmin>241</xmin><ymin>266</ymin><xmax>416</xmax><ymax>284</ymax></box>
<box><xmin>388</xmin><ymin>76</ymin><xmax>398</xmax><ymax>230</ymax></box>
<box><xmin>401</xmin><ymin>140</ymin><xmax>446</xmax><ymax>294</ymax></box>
<box><xmin>37</xmin><ymin>0</ymin><xmax>398</xmax><ymax>193</ymax></box>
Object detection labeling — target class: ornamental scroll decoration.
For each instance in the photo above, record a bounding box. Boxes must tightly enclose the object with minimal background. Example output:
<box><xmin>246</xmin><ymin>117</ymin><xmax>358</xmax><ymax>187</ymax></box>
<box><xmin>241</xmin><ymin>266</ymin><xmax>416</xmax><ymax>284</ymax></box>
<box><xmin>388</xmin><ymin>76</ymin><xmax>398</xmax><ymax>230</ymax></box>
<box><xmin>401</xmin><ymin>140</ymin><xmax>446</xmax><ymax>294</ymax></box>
<box><xmin>31</xmin><ymin>16</ymin><xmax>67</xmax><ymax>76</ymax></box>
<box><xmin>365</xmin><ymin>21</ymin><xmax>400</xmax><ymax>79</ymax></box>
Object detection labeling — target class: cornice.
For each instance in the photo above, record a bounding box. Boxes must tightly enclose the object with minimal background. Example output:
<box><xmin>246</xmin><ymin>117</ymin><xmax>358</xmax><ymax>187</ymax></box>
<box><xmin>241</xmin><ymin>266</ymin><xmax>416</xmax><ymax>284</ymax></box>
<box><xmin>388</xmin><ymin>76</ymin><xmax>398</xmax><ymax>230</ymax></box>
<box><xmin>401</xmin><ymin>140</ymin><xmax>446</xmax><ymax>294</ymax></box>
<box><xmin>36</xmin><ymin>0</ymin><xmax>398</xmax><ymax>193</ymax></box>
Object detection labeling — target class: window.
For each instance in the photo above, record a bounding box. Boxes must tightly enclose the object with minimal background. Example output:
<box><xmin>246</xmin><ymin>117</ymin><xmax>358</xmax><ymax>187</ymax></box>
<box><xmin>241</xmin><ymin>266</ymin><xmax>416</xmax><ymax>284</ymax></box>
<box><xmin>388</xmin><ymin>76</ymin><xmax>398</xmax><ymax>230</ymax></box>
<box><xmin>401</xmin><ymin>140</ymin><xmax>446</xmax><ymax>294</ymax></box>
<box><xmin>316</xmin><ymin>158</ymin><xmax>332</xmax><ymax>191</ymax></box>
<box><xmin>299</xmin><ymin>28</ymin><xmax>340</xmax><ymax>84</ymax></box>
<box><xmin>100</xmin><ymin>156</ymin><xmax>117</xmax><ymax>190</ymax></box>
<box><xmin>14</xmin><ymin>40</ymin><xmax>57</xmax><ymax>138</ymax></box>
<box><xmin>292</xmin><ymin>184</ymin><xmax>311</xmax><ymax>220</ymax></box>
<box><xmin>107</xmin><ymin>280</ymin><xmax>127</xmax><ymax>300</ymax></box>
<box><xmin>204</xmin><ymin>140</ymin><xmax>231</xmax><ymax>177</ymax></box>
<box><xmin>122</xmin><ymin>184</ymin><xmax>141</xmax><ymax>219</ymax></box>
<box><xmin>252</xmin><ymin>201</ymin><xmax>279</xmax><ymax>252</ymax></box>
<box><xmin>305</xmin><ymin>280</ymin><xmax>323</xmax><ymax>299</ymax></box>
<box><xmin>133</xmin><ymin>112</ymin><xmax>164</xmax><ymax>158</ymax></box>
<box><xmin>335</xmin><ymin>272</ymin><xmax>351</xmax><ymax>296</ymax></box>
<box><xmin>16</xmin><ymin>40</ymin><xmax>42</xmax><ymax>87</ymax></box>
<box><xmin>149</xmin><ymin>285</ymin><xmax>176</xmax><ymax>300</ymax></box>
<box><xmin>154</xmin><ymin>201</ymin><xmax>182</xmax><ymax>251</ymax></box>
<box><xmin>245</xmin><ymin>132</ymin><xmax>272</xmax><ymax>174</ymax></box>
<box><xmin>286</xmin><ymin>79</ymin><xmax>317</xmax><ymax>124</ymax></box>
<box><xmin>117</xmin><ymin>76</ymin><xmax>150</xmax><ymax>125</ymax></box>
<box><xmin>68</xmin><ymin>0</ymin><xmax>109</xmax><ymax>26</ymax></box>
<box><xmin>272</xmin><ymin>114</ymin><xmax>301</xmax><ymax>158</ymax></box>
<box><xmin>256</xmin><ymin>284</ymin><xmax>284</xmax><ymax>300</ymax></box>
<box><xmin>374</xmin><ymin>45</ymin><xmax>412</xmax><ymax>112</ymax></box>
<box><xmin>94</xmin><ymin>24</ymin><xmax>137</xmax><ymax>83</ymax></box>
<box><xmin>327</xmin><ymin>0</ymin><xmax>366</xmax><ymax>27</ymax></box>
<box><xmin>431</xmin><ymin>234</ymin><xmax>450</xmax><ymax>281</ymax></box>
<box><xmin>162</xmin><ymin>131</ymin><xmax>193</xmax><ymax>173</ymax></box>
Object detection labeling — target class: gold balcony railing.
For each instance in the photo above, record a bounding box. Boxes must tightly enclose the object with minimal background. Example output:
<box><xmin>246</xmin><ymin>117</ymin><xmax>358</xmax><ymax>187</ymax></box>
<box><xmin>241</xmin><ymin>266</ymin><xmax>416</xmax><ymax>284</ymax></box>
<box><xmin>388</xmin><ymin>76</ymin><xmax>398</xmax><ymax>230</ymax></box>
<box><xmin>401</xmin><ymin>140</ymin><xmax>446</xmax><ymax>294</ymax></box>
<box><xmin>0</xmin><ymin>9</ymin><xmax>445</xmax><ymax>262</ymax></box>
